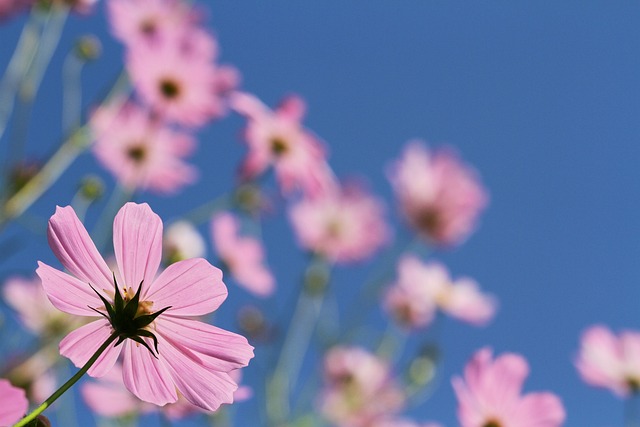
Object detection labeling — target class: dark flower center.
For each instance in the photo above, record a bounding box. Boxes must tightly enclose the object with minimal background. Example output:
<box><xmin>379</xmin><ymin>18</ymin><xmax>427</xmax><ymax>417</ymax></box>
<box><xmin>159</xmin><ymin>79</ymin><xmax>181</xmax><ymax>99</ymax></box>
<box><xmin>415</xmin><ymin>208</ymin><xmax>441</xmax><ymax>235</ymax></box>
<box><xmin>483</xmin><ymin>420</ymin><xmax>502</xmax><ymax>427</ymax></box>
<box><xmin>270</xmin><ymin>137</ymin><xmax>288</xmax><ymax>156</ymax></box>
<box><xmin>89</xmin><ymin>274</ymin><xmax>170</xmax><ymax>357</ymax></box>
<box><xmin>127</xmin><ymin>145</ymin><xmax>147</xmax><ymax>163</ymax></box>
<box><xmin>627</xmin><ymin>377</ymin><xmax>640</xmax><ymax>393</ymax></box>
<box><xmin>140</xmin><ymin>19</ymin><xmax>156</xmax><ymax>35</ymax></box>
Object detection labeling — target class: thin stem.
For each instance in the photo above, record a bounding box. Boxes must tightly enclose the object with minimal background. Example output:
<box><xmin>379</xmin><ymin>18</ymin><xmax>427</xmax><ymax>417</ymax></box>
<box><xmin>13</xmin><ymin>331</ymin><xmax>119</xmax><ymax>427</ymax></box>
<box><xmin>267</xmin><ymin>256</ymin><xmax>330</xmax><ymax>426</ymax></box>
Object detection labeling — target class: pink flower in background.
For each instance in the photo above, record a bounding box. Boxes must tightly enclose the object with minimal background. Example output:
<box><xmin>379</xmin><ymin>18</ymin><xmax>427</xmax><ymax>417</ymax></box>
<box><xmin>3</xmin><ymin>275</ymin><xmax>82</xmax><ymax>335</ymax></box>
<box><xmin>36</xmin><ymin>202</ymin><xmax>254</xmax><ymax>410</ymax></box>
<box><xmin>107</xmin><ymin>0</ymin><xmax>195</xmax><ymax>47</ymax></box>
<box><xmin>388</xmin><ymin>141</ymin><xmax>488</xmax><ymax>246</ymax></box>
<box><xmin>384</xmin><ymin>256</ymin><xmax>496</xmax><ymax>328</ymax></box>
<box><xmin>369</xmin><ymin>420</ymin><xmax>443</xmax><ymax>427</ymax></box>
<box><xmin>0</xmin><ymin>378</ymin><xmax>28</xmax><ymax>426</ymax></box>
<box><xmin>91</xmin><ymin>102</ymin><xmax>198</xmax><ymax>194</ymax></box>
<box><xmin>575</xmin><ymin>325</ymin><xmax>640</xmax><ymax>397</ymax></box>
<box><xmin>163</xmin><ymin>221</ymin><xmax>206</xmax><ymax>264</ymax></box>
<box><xmin>320</xmin><ymin>346</ymin><xmax>405</xmax><ymax>427</ymax></box>
<box><xmin>231</xmin><ymin>91</ymin><xmax>335</xmax><ymax>197</ymax></box>
<box><xmin>127</xmin><ymin>35</ymin><xmax>238</xmax><ymax>128</ymax></box>
<box><xmin>452</xmin><ymin>348</ymin><xmax>565</xmax><ymax>427</ymax></box>
<box><xmin>211</xmin><ymin>212</ymin><xmax>274</xmax><ymax>298</ymax></box>
<box><xmin>289</xmin><ymin>182</ymin><xmax>390</xmax><ymax>264</ymax></box>
<box><xmin>0</xmin><ymin>0</ymin><xmax>33</xmax><ymax>20</ymax></box>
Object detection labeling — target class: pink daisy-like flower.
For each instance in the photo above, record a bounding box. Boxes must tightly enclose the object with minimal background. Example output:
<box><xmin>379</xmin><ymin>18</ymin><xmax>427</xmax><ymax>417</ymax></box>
<box><xmin>211</xmin><ymin>212</ymin><xmax>274</xmax><ymax>298</ymax></box>
<box><xmin>575</xmin><ymin>325</ymin><xmax>640</xmax><ymax>397</ymax></box>
<box><xmin>0</xmin><ymin>378</ymin><xmax>28</xmax><ymax>426</ymax></box>
<box><xmin>384</xmin><ymin>256</ymin><xmax>496</xmax><ymax>329</ymax></box>
<box><xmin>320</xmin><ymin>346</ymin><xmax>405</xmax><ymax>427</ymax></box>
<box><xmin>127</xmin><ymin>34</ymin><xmax>238</xmax><ymax>128</ymax></box>
<box><xmin>388</xmin><ymin>141</ymin><xmax>488</xmax><ymax>247</ymax></box>
<box><xmin>36</xmin><ymin>202</ymin><xmax>254</xmax><ymax>411</ymax></box>
<box><xmin>231</xmin><ymin>91</ymin><xmax>335</xmax><ymax>197</ymax></box>
<box><xmin>452</xmin><ymin>347</ymin><xmax>565</xmax><ymax>427</ymax></box>
<box><xmin>107</xmin><ymin>0</ymin><xmax>195</xmax><ymax>47</ymax></box>
<box><xmin>91</xmin><ymin>102</ymin><xmax>198</xmax><ymax>194</ymax></box>
<box><xmin>289</xmin><ymin>182</ymin><xmax>390</xmax><ymax>264</ymax></box>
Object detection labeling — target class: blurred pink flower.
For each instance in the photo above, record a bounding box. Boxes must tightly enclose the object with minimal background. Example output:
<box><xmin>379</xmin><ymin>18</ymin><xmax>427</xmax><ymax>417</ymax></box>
<box><xmin>320</xmin><ymin>346</ymin><xmax>405</xmax><ymax>427</ymax></box>
<box><xmin>163</xmin><ymin>221</ymin><xmax>206</xmax><ymax>264</ymax></box>
<box><xmin>289</xmin><ymin>182</ymin><xmax>390</xmax><ymax>264</ymax></box>
<box><xmin>452</xmin><ymin>347</ymin><xmax>565</xmax><ymax>427</ymax></box>
<box><xmin>231</xmin><ymin>91</ymin><xmax>335</xmax><ymax>197</ymax></box>
<box><xmin>0</xmin><ymin>0</ymin><xmax>32</xmax><ymax>19</ymax></box>
<box><xmin>211</xmin><ymin>212</ymin><xmax>274</xmax><ymax>298</ymax></box>
<box><xmin>388</xmin><ymin>141</ymin><xmax>488</xmax><ymax>246</ymax></box>
<box><xmin>127</xmin><ymin>34</ymin><xmax>238</xmax><ymax>128</ymax></box>
<box><xmin>369</xmin><ymin>420</ymin><xmax>443</xmax><ymax>427</ymax></box>
<box><xmin>575</xmin><ymin>325</ymin><xmax>640</xmax><ymax>397</ymax></box>
<box><xmin>36</xmin><ymin>202</ymin><xmax>254</xmax><ymax>411</ymax></box>
<box><xmin>91</xmin><ymin>102</ymin><xmax>198</xmax><ymax>194</ymax></box>
<box><xmin>3</xmin><ymin>275</ymin><xmax>82</xmax><ymax>335</ymax></box>
<box><xmin>384</xmin><ymin>256</ymin><xmax>496</xmax><ymax>328</ymax></box>
<box><xmin>107</xmin><ymin>0</ymin><xmax>195</xmax><ymax>47</ymax></box>
<box><xmin>0</xmin><ymin>378</ymin><xmax>28</xmax><ymax>426</ymax></box>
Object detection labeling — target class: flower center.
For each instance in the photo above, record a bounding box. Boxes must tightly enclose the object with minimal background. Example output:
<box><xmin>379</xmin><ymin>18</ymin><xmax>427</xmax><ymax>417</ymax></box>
<box><xmin>159</xmin><ymin>78</ymin><xmax>181</xmax><ymax>100</ymax></box>
<box><xmin>483</xmin><ymin>419</ymin><xmax>502</xmax><ymax>427</ymax></box>
<box><xmin>270</xmin><ymin>137</ymin><xmax>288</xmax><ymax>156</ymax></box>
<box><xmin>627</xmin><ymin>377</ymin><xmax>640</xmax><ymax>393</ymax></box>
<box><xmin>139</xmin><ymin>19</ymin><xmax>156</xmax><ymax>35</ymax></box>
<box><xmin>126</xmin><ymin>144</ymin><xmax>147</xmax><ymax>163</ymax></box>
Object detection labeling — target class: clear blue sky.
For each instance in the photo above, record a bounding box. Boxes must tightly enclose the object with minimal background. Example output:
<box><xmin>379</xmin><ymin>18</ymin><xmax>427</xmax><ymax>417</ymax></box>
<box><xmin>1</xmin><ymin>2</ymin><xmax>640</xmax><ymax>426</ymax></box>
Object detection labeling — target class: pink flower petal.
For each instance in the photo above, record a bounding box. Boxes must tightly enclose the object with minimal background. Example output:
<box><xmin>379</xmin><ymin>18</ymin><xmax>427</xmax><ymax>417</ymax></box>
<box><xmin>157</xmin><ymin>334</ymin><xmax>239</xmax><ymax>411</ymax></box>
<box><xmin>59</xmin><ymin>320</ymin><xmax>122</xmax><ymax>377</ymax></box>
<box><xmin>144</xmin><ymin>258</ymin><xmax>227</xmax><ymax>316</ymax></box>
<box><xmin>516</xmin><ymin>392</ymin><xmax>566</xmax><ymax>426</ymax></box>
<box><xmin>157</xmin><ymin>317</ymin><xmax>254</xmax><ymax>371</ymax></box>
<box><xmin>122</xmin><ymin>340</ymin><xmax>178</xmax><ymax>407</ymax></box>
<box><xmin>0</xmin><ymin>379</ymin><xmax>28</xmax><ymax>426</ymax></box>
<box><xmin>36</xmin><ymin>262</ymin><xmax>100</xmax><ymax>316</ymax></box>
<box><xmin>47</xmin><ymin>205</ymin><xmax>113</xmax><ymax>290</ymax></box>
<box><xmin>113</xmin><ymin>203</ymin><xmax>163</xmax><ymax>291</ymax></box>
<box><xmin>81</xmin><ymin>380</ymin><xmax>140</xmax><ymax>418</ymax></box>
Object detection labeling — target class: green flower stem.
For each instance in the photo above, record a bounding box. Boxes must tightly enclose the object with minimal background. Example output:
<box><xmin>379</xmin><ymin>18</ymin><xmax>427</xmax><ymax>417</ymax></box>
<box><xmin>13</xmin><ymin>331</ymin><xmax>119</xmax><ymax>427</ymax></box>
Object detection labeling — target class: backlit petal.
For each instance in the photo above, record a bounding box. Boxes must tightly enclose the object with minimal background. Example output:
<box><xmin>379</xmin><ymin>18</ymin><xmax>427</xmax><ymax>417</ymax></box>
<box><xmin>36</xmin><ymin>262</ymin><xmax>100</xmax><ymax>316</ymax></box>
<box><xmin>122</xmin><ymin>340</ymin><xmax>178</xmax><ymax>406</ymax></box>
<box><xmin>59</xmin><ymin>320</ymin><xmax>121</xmax><ymax>377</ymax></box>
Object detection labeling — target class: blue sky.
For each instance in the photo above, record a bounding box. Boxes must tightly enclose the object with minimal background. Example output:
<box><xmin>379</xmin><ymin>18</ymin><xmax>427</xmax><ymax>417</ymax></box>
<box><xmin>1</xmin><ymin>1</ymin><xmax>640</xmax><ymax>426</ymax></box>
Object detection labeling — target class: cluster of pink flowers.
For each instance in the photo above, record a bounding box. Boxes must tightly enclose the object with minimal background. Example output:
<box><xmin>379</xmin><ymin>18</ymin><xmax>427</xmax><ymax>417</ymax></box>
<box><xmin>384</xmin><ymin>255</ymin><xmax>496</xmax><ymax>329</ymax></box>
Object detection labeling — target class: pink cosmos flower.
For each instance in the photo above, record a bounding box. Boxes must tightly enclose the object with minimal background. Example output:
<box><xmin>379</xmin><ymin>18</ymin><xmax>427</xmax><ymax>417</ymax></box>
<box><xmin>0</xmin><ymin>378</ymin><xmax>28</xmax><ymax>426</ymax></box>
<box><xmin>163</xmin><ymin>221</ymin><xmax>206</xmax><ymax>264</ymax></box>
<box><xmin>575</xmin><ymin>325</ymin><xmax>640</xmax><ymax>397</ymax></box>
<box><xmin>36</xmin><ymin>202</ymin><xmax>254</xmax><ymax>411</ymax></box>
<box><xmin>384</xmin><ymin>255</ymin><xmax>496</xmax><ymax>329</ymax></box>
<box><xmin>211</xmin><ymin>212</ymin><xmax>274</xmax><ymax>298</ymax></box>
<box><xmin>231</xmin><ymin>92</ymin><xmax>335</xmax><ymax>197</ymax></box>
<box><xmin>289</xmin><ymin>182</ymin><xmax>390</xmax><ymax>264</ymax></box>
<box><xmin>3</xmin><ymin>275</ymin><xmax>83</xmax><ymax>335</ymax></box>
<box><xmin>320</xmin><ymin>346</ymin><xmax>405</xmax><ymax>427</ymax></box>
<box><xmin>107</xmin><ymin>0</ymin><xmax>195</xmax><ymax>47</ymax></box>
<box><xmin>91</xmin><ymin>102</ymin><xmax>198</xmax><ymax>194</ymax></box>
<box><xmin>82</xmin><ymin>364</ymin><xmax>251</xmax><ymax>419</ymax></box>
<box><xmin>127</xmin><ymin>34</ymin><xmax>238</xmax><ymax>128</ymax></box>
<box><xmin>452</xmin><ymin>347</ymin><xmax>565</xmax><ymax>427</ymax></box>
<box><xmin>388</xmin><ymin>141</ymin><xmax>488</xmax><ymax>246</ymax></box>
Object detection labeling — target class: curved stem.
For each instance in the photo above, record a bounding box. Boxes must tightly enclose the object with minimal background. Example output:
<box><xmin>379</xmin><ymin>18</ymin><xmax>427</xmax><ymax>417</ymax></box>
<box><xmin>13</xmin><ymin>331</ymin><xmax>118</xmax><ymax>427</ymax></box>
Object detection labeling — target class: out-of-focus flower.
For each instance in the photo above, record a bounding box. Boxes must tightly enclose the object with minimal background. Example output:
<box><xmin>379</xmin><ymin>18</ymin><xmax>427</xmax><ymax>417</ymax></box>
<box><xmin>163</xmin><ymin>221</ymin><xmax>206</xmax><ymax>264</ymax></box>
<box><xmin>320</xmin><ymin>346</ymin><xmax>405</xmax><ymax>426</ymax></box>
<box><xmin>107</xmin><ymin>0</ymin><xmax>195</xmax><ymax>47</ymax></box>
<box><xmin>91</xmin><ymin>102</ymin><xmax>198</xmax><ymax>194</ymax></box>
<box><xmin>384</xmin><ymin>256</ymin><xmax>496</xmax><ymax>329</ymax></box>
<box><xmin>368</xmin><ymin>420</ymin><xmax>443</xmax><ymax>427</ymax></box>
<box><xmin>211</xmin><ymin>212</ymin><xmax>274</xmax><ymax>297</ymax></box>
<box><xmin>575</xmin><ymin>325</ymin><xmax>640</xmax><ymax>397</ymax></box>
<box><xmin>36</xmin><ymin>202</ymin><xmax>254</xmax><ymax>410</ymax></box>
<box><xmin>127</xmin><ymin>35</ymin><xmax>238</xmax><ymax>128</ymax></box>
<box><xmin>231</xmin><ymin>92</ymin><xmax>335</xmax><ymax>197</ymax></box>
<box><xmin>388</xmin><ymin>141</ymin><xmax>487</xmax><ymax>247</ymax></box>
<box><xmin>452</xmin><ymin>347</ymin><xmax>565</xmax><ymax>427</ymax></box>
<box><xmin>0</xmin><ymin>0</ymin><xmax>33</xmax><ymax>20</ymax></box>
<box><xmin>289</xmin><ymin>182</ymin><xmax>390</xmax><ymax>264</ymax></box>
<box><xmin>3</xmin><ymin>275</ymin><xmax>81</xmax><ymax>336</ymax></box>
<box><xmin>0</xmin><ymin>378</ymin><xmax>28</xmax><ymax>426</ymax></box>
<box><xmin>6</xmin><ymin>351</ymin><xmax>58</xmax><ymax>403</ymax></box>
